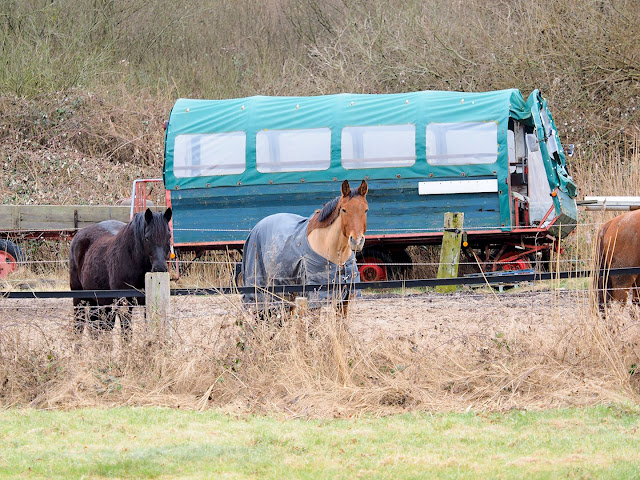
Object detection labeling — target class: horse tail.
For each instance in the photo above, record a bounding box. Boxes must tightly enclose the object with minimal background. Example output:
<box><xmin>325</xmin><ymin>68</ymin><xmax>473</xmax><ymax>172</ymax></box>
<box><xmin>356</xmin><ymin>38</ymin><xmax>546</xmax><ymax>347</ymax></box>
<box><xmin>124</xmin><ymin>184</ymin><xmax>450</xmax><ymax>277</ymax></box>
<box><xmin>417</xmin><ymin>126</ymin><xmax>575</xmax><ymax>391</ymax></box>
<box><xmin>69</xmin><ymin>236</ymin><xmax>91</xmax><ymax>292</ymax></box>
<box><xmin>595</xmin><ymin>221</ymin><xmax>612</xmax><ymax>311</ymax></box>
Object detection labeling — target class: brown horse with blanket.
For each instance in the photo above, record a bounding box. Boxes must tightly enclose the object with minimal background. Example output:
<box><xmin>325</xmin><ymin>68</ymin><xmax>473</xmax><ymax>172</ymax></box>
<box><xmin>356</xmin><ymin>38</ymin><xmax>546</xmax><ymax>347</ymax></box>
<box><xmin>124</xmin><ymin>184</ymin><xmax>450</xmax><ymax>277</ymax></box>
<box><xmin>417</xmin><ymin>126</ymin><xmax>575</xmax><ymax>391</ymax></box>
<box><xmin>242</xmin><ymin>180</ymin><xmax>368</xmax><ymax>313</ymax></box>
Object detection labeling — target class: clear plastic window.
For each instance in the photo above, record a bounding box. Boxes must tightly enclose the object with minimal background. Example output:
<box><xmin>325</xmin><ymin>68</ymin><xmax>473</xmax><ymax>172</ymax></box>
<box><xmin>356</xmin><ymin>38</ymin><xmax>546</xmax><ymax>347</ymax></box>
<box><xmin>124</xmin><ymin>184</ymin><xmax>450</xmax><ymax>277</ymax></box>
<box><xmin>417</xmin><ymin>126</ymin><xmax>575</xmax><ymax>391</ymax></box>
<box><xmin>173</xmin><ymin>132</ymin><xmax>246</xmax><ymax>177</ymax></box>
<box><xmin>426</xmin><ymin>122</ymin><xmax>497</xmax><ymax>165</ymax></box>
<box><xmin>341</xmin><ymin>124</ymin><xmax>416</xmax><ymax>169</ymax></box>
<box><xmin>256</xmin><ymin>128</ymin><xmax>331</xmax><ymax>173</ymax></box>
<box><xmin>528</xmin><ymin>147</ymin><xmax>553</xmax><ymax>224</ymax></box>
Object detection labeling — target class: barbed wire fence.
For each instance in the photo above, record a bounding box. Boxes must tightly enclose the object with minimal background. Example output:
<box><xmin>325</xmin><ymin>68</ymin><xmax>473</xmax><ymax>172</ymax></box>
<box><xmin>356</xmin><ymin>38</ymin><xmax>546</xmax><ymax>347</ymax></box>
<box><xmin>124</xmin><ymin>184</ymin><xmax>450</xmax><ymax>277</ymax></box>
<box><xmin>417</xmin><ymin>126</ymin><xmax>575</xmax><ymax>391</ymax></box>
<box><xmin>0</xmin><ymin>217</ymin><xmax>623</xmax><ymax>315</ymax></box>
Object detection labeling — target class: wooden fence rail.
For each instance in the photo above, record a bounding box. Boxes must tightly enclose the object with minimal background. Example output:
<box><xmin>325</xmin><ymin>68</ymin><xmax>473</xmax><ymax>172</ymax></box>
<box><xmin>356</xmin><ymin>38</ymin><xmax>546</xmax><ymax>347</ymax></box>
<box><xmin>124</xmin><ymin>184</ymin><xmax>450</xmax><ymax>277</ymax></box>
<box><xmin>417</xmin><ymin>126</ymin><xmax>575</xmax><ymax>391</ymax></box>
<box><xmin>0</xmin><ymin>205</ymin><xmax>131</xmax><ymax>234</ymax></box>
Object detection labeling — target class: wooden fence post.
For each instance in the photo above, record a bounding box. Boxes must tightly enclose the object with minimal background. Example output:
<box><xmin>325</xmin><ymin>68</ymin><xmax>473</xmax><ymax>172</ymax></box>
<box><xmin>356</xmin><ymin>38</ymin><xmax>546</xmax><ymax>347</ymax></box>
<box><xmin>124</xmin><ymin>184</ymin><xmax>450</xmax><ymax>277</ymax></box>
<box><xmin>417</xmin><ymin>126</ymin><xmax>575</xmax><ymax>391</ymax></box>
<box><xmin>436</xmin><ymin>212</ymin><xmax>464</xmax><ymax>293</ymax></box>
<box><xmin>145</xmin><ymin>272</ymin><xmax>171</xmax><ymax>337</ymax></box>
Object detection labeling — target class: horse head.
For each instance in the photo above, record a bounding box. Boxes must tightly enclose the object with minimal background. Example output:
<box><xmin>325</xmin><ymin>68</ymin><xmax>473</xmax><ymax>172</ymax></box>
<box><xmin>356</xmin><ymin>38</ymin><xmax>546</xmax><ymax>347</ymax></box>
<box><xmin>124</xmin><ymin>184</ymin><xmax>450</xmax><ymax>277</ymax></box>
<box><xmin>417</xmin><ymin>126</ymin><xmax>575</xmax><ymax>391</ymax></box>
<box><xmin>144</xmin><ymin>208</ymin><xmax>173</xmax><ymax>272</ymax></box>
<box><xmin>339</xmin><ymin>180</ymin><xmax>368</xmax><ymax>253</ymax></box>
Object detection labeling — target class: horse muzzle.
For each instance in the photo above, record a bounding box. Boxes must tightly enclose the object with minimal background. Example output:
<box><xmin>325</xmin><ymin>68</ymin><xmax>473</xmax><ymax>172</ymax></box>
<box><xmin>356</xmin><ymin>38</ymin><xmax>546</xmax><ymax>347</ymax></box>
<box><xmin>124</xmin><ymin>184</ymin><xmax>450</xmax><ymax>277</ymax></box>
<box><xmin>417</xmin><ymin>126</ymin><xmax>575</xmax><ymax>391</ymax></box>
<box><xmin>349</xmin><ymin>235</ymin><xmax>366</xmax><ymax>252</ymax></box>
<box><xmin>151</xmin><ymin>263</ymin><xmax>169</xmax><ymax>273</ymax></box>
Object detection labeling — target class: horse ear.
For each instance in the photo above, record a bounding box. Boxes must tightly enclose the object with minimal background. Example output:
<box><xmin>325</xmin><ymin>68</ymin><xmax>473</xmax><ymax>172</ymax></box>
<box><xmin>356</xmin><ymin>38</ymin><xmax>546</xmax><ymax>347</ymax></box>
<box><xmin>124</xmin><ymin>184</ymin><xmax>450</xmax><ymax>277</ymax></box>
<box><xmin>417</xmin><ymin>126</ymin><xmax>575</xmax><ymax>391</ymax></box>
<box><xmin>358</xmin><ymin>180</ymin><xmax>368</xmax><ymax>197</ymax></box>
<box><xmin>164</xmin><ymin>207</ymin><xmax>172</xmax><ymax>223</ymax></box>
<box><xmin>145</xmin><ymin>208</ymin><xmax>153</xmax><ymax>224</ymax></box>
<box><xmin>341</xmin><ymin>180</ymin><xmax>351</xmax><ymax>197</ymax></box>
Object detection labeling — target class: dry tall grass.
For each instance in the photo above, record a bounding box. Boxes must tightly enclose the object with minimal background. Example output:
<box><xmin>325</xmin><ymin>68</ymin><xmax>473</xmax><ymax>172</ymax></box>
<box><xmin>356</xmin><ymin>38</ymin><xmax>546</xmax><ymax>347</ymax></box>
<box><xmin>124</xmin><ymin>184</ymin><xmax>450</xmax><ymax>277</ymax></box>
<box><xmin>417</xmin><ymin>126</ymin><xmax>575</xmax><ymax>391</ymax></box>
<box><xmin>562</xmin><ymin>132</ymin><xmax>640</xmax><ymax>267</ymax></box>
<box><xmin>2</xmin><ymin>130</ymin><xmax>639</xmax><ymax>415</ymax></box>
<box><xmin>1</xmin><ymin>284</ymin><xmax>639</xmax><ymax>415</ymax></box>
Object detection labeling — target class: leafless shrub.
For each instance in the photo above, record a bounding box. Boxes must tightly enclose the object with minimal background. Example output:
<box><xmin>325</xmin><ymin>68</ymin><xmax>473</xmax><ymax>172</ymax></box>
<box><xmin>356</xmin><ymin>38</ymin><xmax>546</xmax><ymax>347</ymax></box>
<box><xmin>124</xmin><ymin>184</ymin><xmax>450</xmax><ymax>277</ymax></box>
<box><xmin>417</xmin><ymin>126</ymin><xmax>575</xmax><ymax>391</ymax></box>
<box><xmin>2</xmin><ymin>0</ymin><xmax>639</xmax><ymax>207</ymax></box>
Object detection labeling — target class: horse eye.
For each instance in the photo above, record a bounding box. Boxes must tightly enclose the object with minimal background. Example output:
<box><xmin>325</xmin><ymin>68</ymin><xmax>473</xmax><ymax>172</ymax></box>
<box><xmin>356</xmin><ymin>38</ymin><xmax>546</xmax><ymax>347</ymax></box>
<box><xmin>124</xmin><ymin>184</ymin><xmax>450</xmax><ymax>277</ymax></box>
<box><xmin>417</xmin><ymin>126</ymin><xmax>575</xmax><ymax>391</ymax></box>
<box><xmin>365</xmin><ymin>209</ymin><xmax>369</xmax><ymax>213</ymax></box>
<box><xmin>341</xmin><ymin>208</ymin><xmax>347</xmax><ymax>213</ymax></box>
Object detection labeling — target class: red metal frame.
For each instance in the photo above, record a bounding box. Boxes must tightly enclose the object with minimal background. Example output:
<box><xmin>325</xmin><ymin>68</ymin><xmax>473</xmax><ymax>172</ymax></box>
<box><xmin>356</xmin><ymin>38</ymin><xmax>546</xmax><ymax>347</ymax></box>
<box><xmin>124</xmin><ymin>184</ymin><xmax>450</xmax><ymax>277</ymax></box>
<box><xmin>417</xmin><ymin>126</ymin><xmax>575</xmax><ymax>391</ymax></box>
<box><xmin>172</xmin><ymin>226</ymin><xmax>557</xmax><ymax>250</ymax></box>
<box><xmin>490</xmin><ymin>243</ymin><xmax>552</xmax><ymax>271</ymax></box>
<box><xmin>129</xmin><ymin>178</ymin><xmax>164</xmax><ymax>218</ymax></box>
<box><xmin>513</xmin><ymin>196</ymin><xmax>531</xmax><ymax>227</ymax></box>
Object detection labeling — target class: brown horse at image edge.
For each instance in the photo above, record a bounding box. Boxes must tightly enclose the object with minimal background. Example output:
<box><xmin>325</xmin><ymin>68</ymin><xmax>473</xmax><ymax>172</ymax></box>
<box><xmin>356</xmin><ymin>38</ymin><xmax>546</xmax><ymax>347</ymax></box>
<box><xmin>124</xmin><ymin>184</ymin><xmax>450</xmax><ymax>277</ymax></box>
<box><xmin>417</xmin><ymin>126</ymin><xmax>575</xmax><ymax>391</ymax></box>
<box><xmin>595</xmin><ymin>208</ymin><xmax>640</xmax><ymax>310</ymax></box>
<box><xmin>69</xmin><ymin>208</ymin><xmax>172</xmax><ymax>339</ymax></box>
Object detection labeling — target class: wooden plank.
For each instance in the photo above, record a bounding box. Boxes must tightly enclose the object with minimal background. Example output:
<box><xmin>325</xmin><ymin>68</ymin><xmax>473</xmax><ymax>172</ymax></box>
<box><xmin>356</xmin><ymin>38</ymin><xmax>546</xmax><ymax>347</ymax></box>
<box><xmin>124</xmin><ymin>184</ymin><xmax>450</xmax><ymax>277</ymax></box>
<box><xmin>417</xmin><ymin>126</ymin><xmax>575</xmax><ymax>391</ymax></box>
<box><xmin>436</xmin><ymin>212</ymin><xmax>464</xmax><ymax>294</ymax></box>
<box><xmin>582</xmin><ymin>196</ymin><xmax>640</xmax><ymax>211</ymax></box>
<box><xmin>145</xmin><ymin>272</ymin><xmax>171</xmax><ymax>337</ymax></box>
<box><xmin>0</xmin><ymin>205</ymin><xmax>131</xmax><ymax>232</ymax></box>
<box><xmin>0</xmin><ymin>206</ymin><xmax>19</xmax><ymax>231</ymax></box>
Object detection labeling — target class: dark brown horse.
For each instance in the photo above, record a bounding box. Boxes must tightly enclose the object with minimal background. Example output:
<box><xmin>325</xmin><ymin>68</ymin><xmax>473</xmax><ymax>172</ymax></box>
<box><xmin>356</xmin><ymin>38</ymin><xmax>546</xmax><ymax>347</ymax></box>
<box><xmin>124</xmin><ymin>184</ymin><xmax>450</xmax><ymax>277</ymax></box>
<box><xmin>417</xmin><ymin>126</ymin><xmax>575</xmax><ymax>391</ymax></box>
<box><xmin>69</xmin><ymin>208</ymin><xmax>172</xmax><ymax>339</ymax></box>
<box><xmin>596</xmin><ymin>208</ymin><xmax>640</xmax><ymax>310</ymax></box>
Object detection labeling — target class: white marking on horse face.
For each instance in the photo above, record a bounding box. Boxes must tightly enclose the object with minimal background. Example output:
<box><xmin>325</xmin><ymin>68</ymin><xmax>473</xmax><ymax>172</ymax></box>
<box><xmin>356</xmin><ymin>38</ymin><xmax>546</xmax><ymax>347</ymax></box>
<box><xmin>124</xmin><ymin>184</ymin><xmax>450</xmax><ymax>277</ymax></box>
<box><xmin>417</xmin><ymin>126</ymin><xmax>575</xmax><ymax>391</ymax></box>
<box><xmin>349</xmin><ymin>235</ymin><xmax>366</xmax><ymax>252</ymax></box>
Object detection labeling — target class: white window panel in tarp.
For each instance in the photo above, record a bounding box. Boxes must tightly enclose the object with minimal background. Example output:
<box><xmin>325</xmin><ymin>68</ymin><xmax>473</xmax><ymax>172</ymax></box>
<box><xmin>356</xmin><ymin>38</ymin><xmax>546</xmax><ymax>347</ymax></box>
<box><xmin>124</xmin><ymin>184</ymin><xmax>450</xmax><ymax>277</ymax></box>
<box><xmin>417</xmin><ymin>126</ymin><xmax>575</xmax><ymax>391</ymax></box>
<box><xmin>426</xmin><ymin>122</ymin><xmax>497</xmax><ymax>166</ymax></box>
<box><xmin>528</xmin><ymin>147</ymin><xmax>554</xmax><ymax>224</ymax></box>
<box><xmin>341</xmin><ymin>124</ymin><xmax>416</xmax><ymax>169</ymax></box>
<box><xmin>174</xmin><ymin>132</ymin><xmax>246</xmax><ymax>177</ymax></box>
<box><xmin>256</xmin><ymin>128</ymin><xmax>331</xmax><ymax>173</ymax></box>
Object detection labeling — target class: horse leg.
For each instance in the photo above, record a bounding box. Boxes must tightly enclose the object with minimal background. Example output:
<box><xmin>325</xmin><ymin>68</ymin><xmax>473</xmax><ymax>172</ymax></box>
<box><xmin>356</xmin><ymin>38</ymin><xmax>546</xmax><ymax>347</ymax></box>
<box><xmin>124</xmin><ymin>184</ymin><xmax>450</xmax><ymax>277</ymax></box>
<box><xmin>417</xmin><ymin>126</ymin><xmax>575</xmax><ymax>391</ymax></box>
<box><xmin>339</xmin><ymin>297</ymin><xmax>349</xmax><ymax>317</ymax></box>
<box><xmin>631</xmin><ymin>276</ymin><xmax>640</xmax><ymax>305</ymax></box>
<box><xmin>87</xmin><ymin>300</ymin><xmax>102</xmax><ymax>339</ymax></box>
<box><xmin>119</xmin><ymin>298</ymin><xmax>134</xmax><ymax>343</ymax></box>
<box><xmin>598</xmin><ymin>277</ymin><xmax>616</xmax><ymax>316</ymax></box>
<box><xmin>87</xmin><ymin>300</ymin><xmax>116</xmax><ymax>339</ymax></box>
<box><xmin>629</xmin><ymin>277</ymin><xmax>640</xmax><ymax>320</ymax></box>
<box><xmin>609</xmin><ymin>275</ymin><xmax>635</xmax><ymax>306</ymax></box>
<box><xmin>596</xmin><ymin>267</ymin><xmax>610</xmax><ymax>314</ymax></box>
<box><xmin>339</xmin><ymin>285</ymin><xmax>356</xmax><ymax>318</ymax></box>
<box><xmin>292</xmin><ymin>297</ymin><xmax>309</xmax><ymax>316</ymax></box>
<box><xmin>103</xmin><ymin>305</ymin><xmax>117</xmax><ymax>331</ymax></box>
<box><xmin>73</xmin><ymin>297</ymin><xmax>88</xmax><ymax>335</ymax></box>
<box><xmin>71</xmin><ymin>297</ymin><xmax>89</xmax><ymax>352</ymax></box>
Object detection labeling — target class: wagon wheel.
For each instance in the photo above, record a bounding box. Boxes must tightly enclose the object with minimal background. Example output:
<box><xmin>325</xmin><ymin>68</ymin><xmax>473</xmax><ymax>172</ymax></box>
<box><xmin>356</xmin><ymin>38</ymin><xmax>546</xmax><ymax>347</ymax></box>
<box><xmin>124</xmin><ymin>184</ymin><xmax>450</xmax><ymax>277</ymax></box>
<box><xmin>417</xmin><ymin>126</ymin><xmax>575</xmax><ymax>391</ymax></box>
<box><xmin>496</xmin><ymin>251</ymin><xmax>532</xmax><ymax>271</ymax></box>
<box><xmin>0</xmin><ymin>239</ymin><xmax>25</xmax><ymax>279</ymax></box>
<box><xmin>357</xmin><ymin>249</ymin><xmax>393</xmax><ymax>282</ymax></box>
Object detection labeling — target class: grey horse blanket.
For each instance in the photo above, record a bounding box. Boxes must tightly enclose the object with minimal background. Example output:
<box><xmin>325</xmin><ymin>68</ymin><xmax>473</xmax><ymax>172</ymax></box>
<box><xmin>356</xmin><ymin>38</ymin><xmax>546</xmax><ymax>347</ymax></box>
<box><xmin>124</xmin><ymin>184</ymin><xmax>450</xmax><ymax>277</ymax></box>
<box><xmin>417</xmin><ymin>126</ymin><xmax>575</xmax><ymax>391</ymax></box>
<box><xmin>241</xmin><ymin>213</ymin><xmax>360</xmax><ymax>309</ymax></box>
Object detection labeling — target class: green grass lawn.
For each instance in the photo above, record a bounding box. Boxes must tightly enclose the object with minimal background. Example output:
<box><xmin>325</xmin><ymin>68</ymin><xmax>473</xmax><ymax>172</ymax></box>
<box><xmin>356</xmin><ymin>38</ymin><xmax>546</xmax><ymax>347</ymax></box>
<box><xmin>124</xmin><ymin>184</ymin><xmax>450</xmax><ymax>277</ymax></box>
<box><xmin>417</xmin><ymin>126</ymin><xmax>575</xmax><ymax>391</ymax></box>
<box><xmin>2</xmin><ymin>405</ymin><xmax>640</xmax><ymax>479</ymax></box>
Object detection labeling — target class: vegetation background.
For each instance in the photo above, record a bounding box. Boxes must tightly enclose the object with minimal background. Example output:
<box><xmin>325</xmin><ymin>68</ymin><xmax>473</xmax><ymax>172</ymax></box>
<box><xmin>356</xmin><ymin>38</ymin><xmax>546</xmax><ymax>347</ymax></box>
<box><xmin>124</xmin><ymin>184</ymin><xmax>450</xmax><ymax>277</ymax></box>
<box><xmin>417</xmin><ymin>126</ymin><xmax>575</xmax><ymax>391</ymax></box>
<box><xmin>1</xmin><ymin>0</ymin><xmax>639</xmax><ymax>206</ymax></box>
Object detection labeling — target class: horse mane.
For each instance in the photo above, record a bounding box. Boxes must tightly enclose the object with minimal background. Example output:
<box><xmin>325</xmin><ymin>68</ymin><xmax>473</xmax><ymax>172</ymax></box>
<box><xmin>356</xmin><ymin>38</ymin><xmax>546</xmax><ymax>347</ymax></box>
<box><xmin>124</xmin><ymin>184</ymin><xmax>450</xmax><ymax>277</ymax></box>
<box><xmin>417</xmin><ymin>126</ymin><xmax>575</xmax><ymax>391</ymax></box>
<box><xmin>106</xmin><ymin>213</ymin><xmax>145</xmax><ymax>265</ymax></box>
<box><xmin>116</xmin><ymin>212</ymin><xmax>145</xmax><ymax>243</ymax></box>
<box><xmin>307</xmin><ymin>187</ymin><xmax>362</xmax><ymax>234</ymax></box>
<box><xmin>130</xmin><ymin>212</ymin><xmax>147</xmax><ymax>239</ymax></box>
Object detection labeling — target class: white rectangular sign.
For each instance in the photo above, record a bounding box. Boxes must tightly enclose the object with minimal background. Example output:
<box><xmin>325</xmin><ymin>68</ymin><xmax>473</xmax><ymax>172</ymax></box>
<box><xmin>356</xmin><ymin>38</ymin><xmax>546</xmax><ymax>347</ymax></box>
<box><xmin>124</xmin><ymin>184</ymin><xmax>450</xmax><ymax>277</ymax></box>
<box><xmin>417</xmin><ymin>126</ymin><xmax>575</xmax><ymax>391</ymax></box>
<box><xmin>418</xmin><ymin>179</ymin><xmax>499</xmax><ymax>195</ymax></box>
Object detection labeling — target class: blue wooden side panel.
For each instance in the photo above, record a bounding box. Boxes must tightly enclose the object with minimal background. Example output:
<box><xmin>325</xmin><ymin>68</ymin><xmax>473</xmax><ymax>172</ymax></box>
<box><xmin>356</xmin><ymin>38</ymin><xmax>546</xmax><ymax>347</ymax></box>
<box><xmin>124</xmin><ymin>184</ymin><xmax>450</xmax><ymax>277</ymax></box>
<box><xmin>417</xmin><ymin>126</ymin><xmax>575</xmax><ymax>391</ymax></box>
<box><xmin>170</xmin><ymin>179</ymin><xmax>502</xmax><ymax>246</ymax></box>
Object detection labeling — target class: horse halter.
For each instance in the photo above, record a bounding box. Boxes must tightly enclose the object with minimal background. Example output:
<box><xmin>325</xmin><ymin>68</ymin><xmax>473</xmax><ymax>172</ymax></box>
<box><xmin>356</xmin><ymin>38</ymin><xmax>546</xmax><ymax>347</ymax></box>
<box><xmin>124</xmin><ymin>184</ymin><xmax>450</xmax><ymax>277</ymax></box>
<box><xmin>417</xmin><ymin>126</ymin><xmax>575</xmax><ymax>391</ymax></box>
<box><xmin>340</xmin><ymin>180</ymin><xmax>368</xmax><ymax>253</ymax></box>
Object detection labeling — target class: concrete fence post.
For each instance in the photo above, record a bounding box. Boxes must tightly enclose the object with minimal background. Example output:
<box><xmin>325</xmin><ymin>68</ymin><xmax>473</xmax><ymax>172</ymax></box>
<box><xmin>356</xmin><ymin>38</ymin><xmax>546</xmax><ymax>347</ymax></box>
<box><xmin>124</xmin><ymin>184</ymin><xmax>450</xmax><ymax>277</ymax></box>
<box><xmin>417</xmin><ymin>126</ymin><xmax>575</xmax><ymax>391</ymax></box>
<box><xmin>145</xmin><ymin>272</ymin><xmax>171</xmax><ymax>337</ymax></box>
